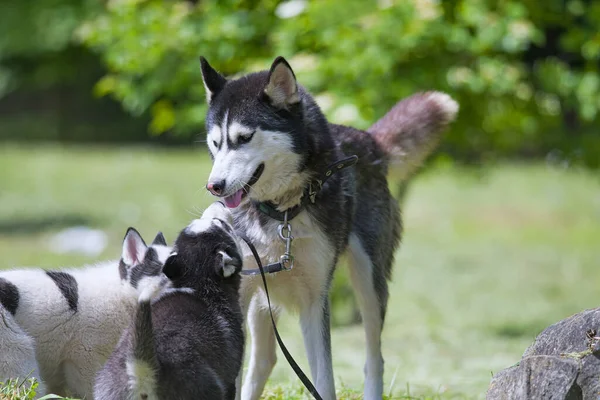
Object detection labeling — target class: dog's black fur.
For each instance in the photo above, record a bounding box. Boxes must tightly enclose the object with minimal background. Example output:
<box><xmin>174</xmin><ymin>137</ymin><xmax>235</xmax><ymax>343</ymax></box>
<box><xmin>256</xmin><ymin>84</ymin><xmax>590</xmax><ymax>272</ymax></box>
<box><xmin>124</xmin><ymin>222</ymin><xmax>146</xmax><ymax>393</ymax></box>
<box><xmin>94</xmin><ymin>204</ymin><xmax>245</xmax><ymax>400</ymax></box>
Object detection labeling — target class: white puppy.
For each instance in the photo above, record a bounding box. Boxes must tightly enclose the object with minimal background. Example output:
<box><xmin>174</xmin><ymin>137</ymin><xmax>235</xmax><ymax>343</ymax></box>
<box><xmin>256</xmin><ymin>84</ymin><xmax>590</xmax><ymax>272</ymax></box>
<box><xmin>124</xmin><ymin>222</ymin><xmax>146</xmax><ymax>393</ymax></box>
<box><xmin>0</xmin><ymin>229</ymin><xmax>171</xmax><ymax>399</ymax></box>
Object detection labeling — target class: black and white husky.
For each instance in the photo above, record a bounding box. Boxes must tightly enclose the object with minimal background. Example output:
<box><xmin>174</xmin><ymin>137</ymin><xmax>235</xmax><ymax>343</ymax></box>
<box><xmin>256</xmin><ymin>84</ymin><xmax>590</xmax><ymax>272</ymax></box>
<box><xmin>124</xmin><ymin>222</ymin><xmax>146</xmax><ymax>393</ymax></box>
<box><xmin>0</xmin><ymin>229</ymin><xmax>171</xmax><ymax>399</ymax></box>
<box><xmin>199</xmin><ymin>56</ymin><xmax>459</xmax><ymax>400</ymax></box>
<box><xmin>95</xmin><ymin>202</ymin><xmax>245</xmax><ymax>400</ymax></box>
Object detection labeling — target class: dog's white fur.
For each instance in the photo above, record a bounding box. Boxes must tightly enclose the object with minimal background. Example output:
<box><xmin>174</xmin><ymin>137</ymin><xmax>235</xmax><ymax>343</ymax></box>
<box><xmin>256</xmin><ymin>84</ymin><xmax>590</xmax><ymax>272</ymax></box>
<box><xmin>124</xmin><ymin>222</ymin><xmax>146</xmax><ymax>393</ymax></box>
<box><xmin>236</xmin><ymin>202</ymin><xmax>338</xmax><ymax>400</ymax></box>
<box><xmin>0</xmin><ymin>305</ymin><xmax>46</xmax><ymax>397</ymax></box>
<box><xmin>346</xmin><ymin>234</ymin><xmax>383</xmax><ymax>398</ymax></box>
<box><xmin>208</xmin><ymin>124</ymin><xmax>309</xmax><ymax>210</ymax></box>
<box><xmin>0</xmin><ymin>240</ymin><xmax>171</xmax><ymax>399</ymax></box>
<box><xmin>126</xmin><ymin>359</ymin><xmax>158</xmax><ymax>400</ymax></box>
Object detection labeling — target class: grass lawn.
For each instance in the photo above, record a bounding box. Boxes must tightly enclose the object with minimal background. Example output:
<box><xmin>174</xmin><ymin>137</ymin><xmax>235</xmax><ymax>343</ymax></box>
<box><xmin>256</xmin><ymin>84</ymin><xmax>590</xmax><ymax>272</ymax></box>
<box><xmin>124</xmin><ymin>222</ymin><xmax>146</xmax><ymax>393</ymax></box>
<box><xmin>1</xmin><ymin>144</ymin><xmax>599</xmax><ymax>399</ymax></box>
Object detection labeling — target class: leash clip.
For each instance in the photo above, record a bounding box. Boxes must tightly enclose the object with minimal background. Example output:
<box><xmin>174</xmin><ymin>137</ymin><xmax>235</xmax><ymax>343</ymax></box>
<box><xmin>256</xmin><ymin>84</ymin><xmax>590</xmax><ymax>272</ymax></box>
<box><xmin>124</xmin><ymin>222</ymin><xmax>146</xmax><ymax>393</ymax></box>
<box><xmin>277</xmin><ymin>212</ymin><xmax>294</xmax><ymax>270</ymax></box>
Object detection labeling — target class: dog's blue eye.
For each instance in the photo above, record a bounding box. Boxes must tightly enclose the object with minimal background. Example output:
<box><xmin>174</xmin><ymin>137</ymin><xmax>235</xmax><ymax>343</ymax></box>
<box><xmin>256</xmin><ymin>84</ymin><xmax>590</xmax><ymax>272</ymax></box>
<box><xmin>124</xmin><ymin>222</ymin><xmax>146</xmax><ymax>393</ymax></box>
<box><xmin>238</xmin><ymin>131</ymin><xmax>255</xmax><ymax>145</ymax></box>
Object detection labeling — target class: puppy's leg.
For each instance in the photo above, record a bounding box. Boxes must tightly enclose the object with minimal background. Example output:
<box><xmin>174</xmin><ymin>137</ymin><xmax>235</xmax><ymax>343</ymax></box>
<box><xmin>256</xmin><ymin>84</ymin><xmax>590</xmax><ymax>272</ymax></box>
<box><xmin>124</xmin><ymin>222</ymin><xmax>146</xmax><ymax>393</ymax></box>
<box><xmin>300</xmin><ymin>292</ymin><xmax>336</xmax><ymax>400</ymax></box>
<box><xmin>241</xmin><ymin>292</ymin><xmax>279</xmax><ymax>400</ymax></box>
<box><xmin>0</xmin><ymin>309</ymin><xmax>46</xmax><ymax>397</ymax></box>
<box><xmin>347</xmin><ymin>234</ymin><xmax>386</xmax><ymax>400</ymax></box>
<box><xmin>63</xmin><ymin>360</ymin><xmax>96</xmax><ymax>400</ymax></box>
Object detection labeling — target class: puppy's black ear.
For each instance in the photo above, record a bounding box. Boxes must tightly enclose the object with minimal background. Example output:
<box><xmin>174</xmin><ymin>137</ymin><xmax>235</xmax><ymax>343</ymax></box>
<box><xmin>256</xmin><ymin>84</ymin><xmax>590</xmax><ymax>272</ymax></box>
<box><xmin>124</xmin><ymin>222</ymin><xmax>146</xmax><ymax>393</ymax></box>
<box><xmin>162</xmin><ymin>252</ymin><xmax>182</xmax><ymax>281</ymax></box>
<box><xmin>264</xmin><ymin>56</ymin><xmax>300</xmax><ymax>109</ymax></box>
<box><xmin>121</xmin><ymin>228</ymin><xmax>147</xmax><ymax>266</ymax></box>
<box><xmin>151</xmin><ymin>232</ymin><xmax>167</xmax><ymax>246</ymax></box>
<box><xmin>218</xmin><ymin>250</ymin><xmax>241</xmax><ymax>278</ymax></box>
<box><xmin>200</xmin><ymin>57</ymin><xmax>227</xmax><ymax>104</ymax></box>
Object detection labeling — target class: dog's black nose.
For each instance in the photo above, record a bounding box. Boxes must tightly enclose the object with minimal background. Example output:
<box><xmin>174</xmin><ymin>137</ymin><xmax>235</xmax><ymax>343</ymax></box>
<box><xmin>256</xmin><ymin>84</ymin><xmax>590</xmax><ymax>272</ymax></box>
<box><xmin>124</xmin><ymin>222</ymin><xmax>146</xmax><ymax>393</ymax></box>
<box><xmin>207</xmin><ymin>180</ymin><xmax>226</xmax><ymax>196</ymax></box>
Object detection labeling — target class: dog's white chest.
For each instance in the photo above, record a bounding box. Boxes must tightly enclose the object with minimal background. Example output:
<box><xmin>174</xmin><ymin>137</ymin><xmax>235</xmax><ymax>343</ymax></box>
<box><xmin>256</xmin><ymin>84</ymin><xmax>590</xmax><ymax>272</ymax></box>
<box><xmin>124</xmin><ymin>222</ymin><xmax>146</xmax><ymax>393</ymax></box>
<box><xmin>239</xmin><ymin>211</ymin><xmax>335</xmax><ymax>311</ymax></box>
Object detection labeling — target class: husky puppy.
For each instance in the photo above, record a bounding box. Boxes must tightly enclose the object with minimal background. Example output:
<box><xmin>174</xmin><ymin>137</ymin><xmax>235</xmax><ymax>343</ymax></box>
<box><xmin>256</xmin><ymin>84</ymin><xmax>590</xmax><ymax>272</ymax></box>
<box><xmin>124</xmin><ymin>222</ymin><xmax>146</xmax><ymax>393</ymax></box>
<box><xmin>0</xmin><ymin>229</ymin><xmax>171</xmax><ymax>399</ymax></box>
<box><xmin>95</xmin><ymin>202</ymin><xmax>245</xmax><ymax>400</ymax></box>
<box><xmin>199</xmin><ymin>56</ymin><xmax>459</xmax><ymax>400</ymax></box>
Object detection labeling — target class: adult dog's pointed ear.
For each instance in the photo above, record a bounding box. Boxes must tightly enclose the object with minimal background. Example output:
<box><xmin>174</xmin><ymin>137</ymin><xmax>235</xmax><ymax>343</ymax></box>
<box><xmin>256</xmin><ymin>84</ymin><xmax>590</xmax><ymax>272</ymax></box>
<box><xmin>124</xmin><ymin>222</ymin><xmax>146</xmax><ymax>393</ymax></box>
<box><xmin>264</xmin><ymin>56</ymin><xmax>300</xmax><ymax>109</ymax></box>
<box><xmin>199</xmin><ymin>57</ymin><xmax>227</xmax><ymax>104</ymax></box>
<box><xmin>121</xmin><ymin>228</ymin><xmax>148</xmax><ymax>266</ymax></box>
<box><xmin>151</xmin><ymin>232</ymin><xmax>167</xmax><ymax>246</ymax></box>
<box><xmin>218</xmin><ymin>250</ymin><xmax>242</xmax><ymax>278</ymax></box>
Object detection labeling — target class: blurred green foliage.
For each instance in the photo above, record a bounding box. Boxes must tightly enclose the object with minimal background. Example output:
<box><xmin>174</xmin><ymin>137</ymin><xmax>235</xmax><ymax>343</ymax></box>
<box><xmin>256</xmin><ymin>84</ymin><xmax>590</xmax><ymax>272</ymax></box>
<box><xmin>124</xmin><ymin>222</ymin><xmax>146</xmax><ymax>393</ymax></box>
<box><xmin>0</xmin><ymin>0</ymin><xmax>159</xmax><ymax>143</ymax></box>
<box><xmin>1</xmin><ymin>0</ymin><xmax>599</xmax><ymax>164</ymax></box>
<box><xmin>0</xmin><ymin>0</ymin><xmax>99</xmax><ymax>93</ymax></box>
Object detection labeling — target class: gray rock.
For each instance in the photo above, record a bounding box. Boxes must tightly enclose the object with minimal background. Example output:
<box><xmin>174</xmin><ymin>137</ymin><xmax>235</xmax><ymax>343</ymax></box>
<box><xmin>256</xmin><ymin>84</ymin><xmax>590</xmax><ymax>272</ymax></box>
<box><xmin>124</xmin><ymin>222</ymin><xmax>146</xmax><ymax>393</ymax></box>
<box><xmin>488</xmin><ymin>308</ymin><xmax>600</xmax><ymax>400</ymax></box>
<box><xmin>487</xmin><ymin>364</ymin><xmax>521</xmax><ymax>399</ymax></box>
<box><xmin>487</xmin><ymin>356</ymin><xmax>579</xmax><ymax>399</ymax></box>
<box><xmin>524</xmin><ymin>309</ymin><xmax>600</xmax><ymax>358</ymax></box>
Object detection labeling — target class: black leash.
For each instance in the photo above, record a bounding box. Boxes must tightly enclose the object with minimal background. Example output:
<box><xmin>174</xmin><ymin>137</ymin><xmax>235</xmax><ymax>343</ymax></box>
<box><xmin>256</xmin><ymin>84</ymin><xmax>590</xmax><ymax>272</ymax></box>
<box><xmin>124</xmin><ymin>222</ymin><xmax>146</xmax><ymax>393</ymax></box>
<box><xmin>253</xmin><ymin>155</ymin><xmax>358</xmax><ymax>222</ymax></box>
<box><xmin>240</xmin><ymin>235</ymin><xmax>324</xmax><ymax>400</ymax></box>
<box><xmin>239</xmin><ymin>262</ymin><xmax>286</xmax><ymax>275</ymax></box>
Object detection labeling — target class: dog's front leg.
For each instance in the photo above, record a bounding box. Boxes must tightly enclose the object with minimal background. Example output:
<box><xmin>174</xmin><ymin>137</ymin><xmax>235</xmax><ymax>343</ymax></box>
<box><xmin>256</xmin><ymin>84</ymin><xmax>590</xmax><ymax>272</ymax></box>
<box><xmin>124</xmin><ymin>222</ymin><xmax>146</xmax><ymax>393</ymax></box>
<box><xmin>241</xmin><ymin>292</ymin><xmax>279</xmax><ymax>400</ymax></box>
<box><xmin>236</xmin><ymin>282</ymin><xmax>253</xmax><ymax>400</ymax></box>
<box><xmin>300</xmin><ymin>295</ymin><xmax>336</xmax><ymax>400</ymax></box>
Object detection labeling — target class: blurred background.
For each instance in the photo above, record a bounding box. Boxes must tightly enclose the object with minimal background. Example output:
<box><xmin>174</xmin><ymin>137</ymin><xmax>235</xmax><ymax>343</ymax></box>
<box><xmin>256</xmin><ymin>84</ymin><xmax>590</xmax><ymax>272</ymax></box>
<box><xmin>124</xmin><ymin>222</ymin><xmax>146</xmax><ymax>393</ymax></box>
<box><xmin>1</xmin><ymin>0</ymin><xmax>599</xmax><ymax>398</ymax></box>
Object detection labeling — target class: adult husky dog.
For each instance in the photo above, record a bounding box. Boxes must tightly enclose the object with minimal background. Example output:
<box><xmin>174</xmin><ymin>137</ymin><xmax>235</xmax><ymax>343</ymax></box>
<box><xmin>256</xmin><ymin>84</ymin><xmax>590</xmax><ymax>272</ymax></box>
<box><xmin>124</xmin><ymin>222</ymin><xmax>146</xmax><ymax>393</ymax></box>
<box><xmin>200</xmin><ymin>56</ymin><xmax>458</xmax><ymax>400</ymax></box>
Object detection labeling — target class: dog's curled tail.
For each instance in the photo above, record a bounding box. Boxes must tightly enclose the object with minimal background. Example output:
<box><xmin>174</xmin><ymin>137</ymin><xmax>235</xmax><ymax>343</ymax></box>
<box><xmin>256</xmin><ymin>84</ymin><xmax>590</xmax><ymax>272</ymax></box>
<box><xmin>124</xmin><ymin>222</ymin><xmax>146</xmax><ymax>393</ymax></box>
<box><xmin>126</xmin><ymin>277</ymin><xmax>167</xmax><ymax>400</ymax></box>
<box><xmin>368</xmin><ymin>91</ymin><xmax>459</xmax><ymax>181</ymax></box>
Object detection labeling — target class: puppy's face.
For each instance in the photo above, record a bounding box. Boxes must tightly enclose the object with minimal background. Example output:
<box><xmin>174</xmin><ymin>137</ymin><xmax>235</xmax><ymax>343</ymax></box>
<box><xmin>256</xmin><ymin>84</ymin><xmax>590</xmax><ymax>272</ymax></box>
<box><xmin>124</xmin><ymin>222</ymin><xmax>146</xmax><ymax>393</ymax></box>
<box><xmin>119</xmin><ymin>229</ymin><xmax>172</xmax><ymax>290</ymax></box>
<box><xmin>163</xmin><ymin>202</ymin><xmax>243</xmax><ymax>287</ymax></box>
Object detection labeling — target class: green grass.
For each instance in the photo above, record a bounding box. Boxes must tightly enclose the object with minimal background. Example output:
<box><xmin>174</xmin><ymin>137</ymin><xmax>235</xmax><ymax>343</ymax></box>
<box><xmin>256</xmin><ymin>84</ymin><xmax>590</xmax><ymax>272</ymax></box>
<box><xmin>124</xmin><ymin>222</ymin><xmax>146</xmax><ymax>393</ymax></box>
<box><xmin>0</xmin><ymin>377</ymin><xmax>40</xmax><ymax>400</ymax></box>
<box><xmin>1</xmin><ymin>144</ymin><xmax>599</xmax><ymax>399</ymax></box>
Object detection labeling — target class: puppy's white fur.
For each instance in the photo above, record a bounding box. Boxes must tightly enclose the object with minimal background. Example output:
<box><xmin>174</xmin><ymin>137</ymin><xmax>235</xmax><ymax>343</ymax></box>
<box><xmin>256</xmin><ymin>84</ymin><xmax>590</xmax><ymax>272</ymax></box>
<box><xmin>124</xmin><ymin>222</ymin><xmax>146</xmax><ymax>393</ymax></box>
<box><xmin>0</xmin><ymin>305</ymin><xmax>46</xmax><ymax>398</ymax></box>
<box><xmin>126</xmin><ymin>359</ymin><xmax>158</xmax><ymax>400</ymax></box>
<box><xmin>0</xmin><ymin>242</ymin><xmax>171</xmax><ymax>399</ymax></box>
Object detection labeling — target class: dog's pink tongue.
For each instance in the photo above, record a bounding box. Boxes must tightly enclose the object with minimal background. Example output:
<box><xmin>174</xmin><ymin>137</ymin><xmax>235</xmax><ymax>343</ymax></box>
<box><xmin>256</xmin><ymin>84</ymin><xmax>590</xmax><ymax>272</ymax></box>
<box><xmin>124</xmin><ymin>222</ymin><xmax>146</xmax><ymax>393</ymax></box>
<box><xmin>224</xmin><ymin>189</ymin><xmax>244</xmax><ymax>208</ymax></box>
